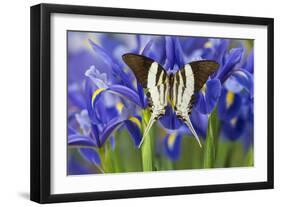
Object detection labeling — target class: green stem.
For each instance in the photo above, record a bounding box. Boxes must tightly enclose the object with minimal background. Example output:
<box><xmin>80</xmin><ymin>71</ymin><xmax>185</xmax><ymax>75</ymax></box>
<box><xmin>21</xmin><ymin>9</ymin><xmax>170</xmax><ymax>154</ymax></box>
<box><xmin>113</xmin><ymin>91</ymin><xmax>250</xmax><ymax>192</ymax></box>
<box><xmin>97</xmin><ymin>146</ymin><xmax>106</xmax><ymax>172</ymax></box>
<box><xmin>140</xmin><ymin>109</ymin><xmax>154</xmax><ymax>171</ymax></box>
<box><xmin>203</xmin><ymin>108</ymin><xmax>219</xmax><ymax>168</ymax></box>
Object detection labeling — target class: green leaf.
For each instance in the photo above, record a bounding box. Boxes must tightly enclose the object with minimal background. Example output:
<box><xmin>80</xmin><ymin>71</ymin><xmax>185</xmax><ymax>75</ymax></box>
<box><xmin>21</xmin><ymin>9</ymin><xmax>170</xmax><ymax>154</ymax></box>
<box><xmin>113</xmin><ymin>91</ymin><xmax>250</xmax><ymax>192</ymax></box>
<box><xmin>244</xmin><ymin>146</ymin><xmax>254</xmax><ymax>166</ymax></box>
<box><xmin>203</xmin><ymin>108</ymin><xmax>219</xmax><ymax>168</ymax></box>
<box><xmin>140</xmin><ymin>109</ymin><xmax>154</xmax><ymax>171</ymax></box>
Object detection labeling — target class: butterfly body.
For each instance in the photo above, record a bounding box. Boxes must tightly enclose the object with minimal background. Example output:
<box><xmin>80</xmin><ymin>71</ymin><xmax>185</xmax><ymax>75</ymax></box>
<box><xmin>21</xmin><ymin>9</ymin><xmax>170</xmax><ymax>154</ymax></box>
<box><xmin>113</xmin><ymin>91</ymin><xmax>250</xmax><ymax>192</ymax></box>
<box><xmin>122</xmin><ymin>53</ymin><xmax>219</xmax><ymax>148</ymax></box>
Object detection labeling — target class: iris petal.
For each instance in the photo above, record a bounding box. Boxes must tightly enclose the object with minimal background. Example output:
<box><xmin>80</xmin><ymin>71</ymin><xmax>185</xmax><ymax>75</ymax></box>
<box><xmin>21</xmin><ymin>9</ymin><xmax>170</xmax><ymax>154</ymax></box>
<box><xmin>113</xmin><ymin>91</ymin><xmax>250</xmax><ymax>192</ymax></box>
<box><xmin>218</xmin><ymin>88</ymin><xmax>242</xmax><ymax>121</ymax></box>
<box><xmin>190</xmin><ymin>109</ymin><xmax>208</xmax><ymax>138</ymax></box>
<box><xmin>68</xmin><ymin>134</ymin><xmax>97</xmax><ymax>147</ymax></box>
<box><xmin>125</xmin><ymin>116</ymin><xmax>142</xmax><ymax>146</ymax></box>
<box><xmin>159</xmin><ymin>105</ymin><xmax>182</xmax><ymax>130</ymax></box>
<box><xmin>195</xmin><ymin>79</ymin><xmax>221</xmax><ymax>114</ymax></box>
<box><xmin>109</xmin><ymin>85</ymin><xmax>143</xmax><ymax>107</ymax></box>
<box><xmin>216</xmin><ymin>48</ymin><xmax>244</xmax><ymax>82</ymax></box>
<box><xmin>243</xmin><ymin>50</ymin><xmax>254</xmax><ymax>73</ymax></box>
<box><xmin>142</xmin><ymin>37</ymin><xmax>166</xmax><ymax>65</ymax></box>
<box><xmin>68</xmin><ymin>154</ymin><xmax>91</xmax><ymax>175</ymax></box>
<box><xmin>225</xmin><ymin>69</ymin><xmax>253</xmax><ymax>97</ymax></box>
<box><xmin>89</xmin><ymin>39</ymin><xmax>134</xmax><ymax>89</ymax></box>
<box><xmin>163</xmin><ymin>133</ymin><xmax>182</xmax><ymax>161</ymax></box>
<box><xmin>163</xmin><ymin>36</ymin><xmax>175</xmax><ymax>70</ymax></box>
<box><xmin>99</xmin><ymin>117</ymin><xmax>125</xmax><ymax>145</ymax></box>
<box><xmin>68</xmin><ymin>127</ymin><xmax>76</xmax><ymax>135</ymax></box>
<box><xmin>221</xmin><ymin>116</ymin><xmax>245</xmax><ymax>140</ymax></box>
<box><xmin>79</xmin><ymin>148</ymin><xmax>101</xmax><ymax>165</ymax></box>
<box><xmin>68</xmin><ymin>83</ymin><xmax>86</xmax><ymax>109</ymax></box>
<box><xmin>174</xmin><ymin>37</ymin><xmax>186</xmax><ymax>68</ymax></box>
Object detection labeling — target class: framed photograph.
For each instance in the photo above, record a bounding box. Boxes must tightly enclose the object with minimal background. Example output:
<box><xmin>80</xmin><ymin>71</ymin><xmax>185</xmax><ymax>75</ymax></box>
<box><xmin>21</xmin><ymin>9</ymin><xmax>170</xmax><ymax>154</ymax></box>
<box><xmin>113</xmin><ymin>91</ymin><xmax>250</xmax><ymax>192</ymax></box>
<box><xmin>30</xmin><ymin>3</ymin><xmax>274</xmax><ymax>203</ymax></box>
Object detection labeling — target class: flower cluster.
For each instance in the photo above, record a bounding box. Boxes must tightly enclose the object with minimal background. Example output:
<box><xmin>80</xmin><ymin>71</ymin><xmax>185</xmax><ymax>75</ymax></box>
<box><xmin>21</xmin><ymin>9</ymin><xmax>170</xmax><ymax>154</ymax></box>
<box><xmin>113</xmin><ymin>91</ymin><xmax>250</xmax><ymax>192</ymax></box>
<box><xmin>67</xmin><ymin>32</ymin><xmax>253</xmax><ymax>174</ymax></box>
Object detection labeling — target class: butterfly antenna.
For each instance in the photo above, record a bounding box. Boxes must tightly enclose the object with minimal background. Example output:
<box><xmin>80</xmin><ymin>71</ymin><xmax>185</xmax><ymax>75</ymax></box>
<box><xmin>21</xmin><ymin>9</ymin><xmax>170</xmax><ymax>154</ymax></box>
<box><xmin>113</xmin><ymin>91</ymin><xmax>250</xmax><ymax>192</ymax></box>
<box><xmin>138</xmin><ymin>114</ymin><xmax>157</xmax><ymax>148</ymax></box>
<box><xmin>184</xmin><ymin>116</ymin><xmax>202</xmax><ymax>148</ymax></box>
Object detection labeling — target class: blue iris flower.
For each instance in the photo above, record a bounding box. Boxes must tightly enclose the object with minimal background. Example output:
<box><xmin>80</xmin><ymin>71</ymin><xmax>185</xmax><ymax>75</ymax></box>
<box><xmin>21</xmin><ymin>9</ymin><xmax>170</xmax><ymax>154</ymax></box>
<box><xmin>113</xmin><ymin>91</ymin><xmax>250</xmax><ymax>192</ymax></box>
<box><xmin>68</xmin><ymin>37</ymin><xmax>146</xmax><ymax>171</ymax></box>
<box><xmin>217</xmin><ymin>50</ymin><xmax>254</xmax><ymax>144</ymax></box>
<box><xmin>68</xmin><ymin>32</ymin><xmax>254</xmax><ymax>164</ymax></box>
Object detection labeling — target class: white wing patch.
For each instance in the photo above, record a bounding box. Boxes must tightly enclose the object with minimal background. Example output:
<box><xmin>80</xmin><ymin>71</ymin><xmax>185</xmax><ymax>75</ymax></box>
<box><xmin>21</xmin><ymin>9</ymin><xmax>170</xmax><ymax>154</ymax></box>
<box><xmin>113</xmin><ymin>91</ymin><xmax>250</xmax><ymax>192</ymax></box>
<box><xmin>173</xmin><ymin>64</ymin><xmax>194</xmax><ymax>113</ymax></box>
<box><xmin>147</xmin><ymin>62</ymin><xmax>159</xmax><ymax>88</ymax></box>
<box><xmin>140</xmin><ymin>83</ymin><xmax>169</xmax><ymax>147</ymax></box>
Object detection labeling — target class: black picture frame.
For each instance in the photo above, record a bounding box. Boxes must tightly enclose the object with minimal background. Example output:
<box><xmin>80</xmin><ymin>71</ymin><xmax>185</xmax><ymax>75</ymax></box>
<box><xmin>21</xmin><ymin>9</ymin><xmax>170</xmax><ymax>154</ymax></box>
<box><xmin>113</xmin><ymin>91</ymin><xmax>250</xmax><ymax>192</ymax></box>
<box><xmin>30</xmin><ymin>3</ymin><xmax>274</xmax><ymax>203</ymax></box>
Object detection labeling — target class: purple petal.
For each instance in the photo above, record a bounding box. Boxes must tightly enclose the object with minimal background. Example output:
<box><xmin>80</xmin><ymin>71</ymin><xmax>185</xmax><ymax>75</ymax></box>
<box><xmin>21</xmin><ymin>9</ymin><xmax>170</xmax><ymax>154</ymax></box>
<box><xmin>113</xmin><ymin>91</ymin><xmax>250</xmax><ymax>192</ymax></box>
<box><xmin>218</xmin><ymin>88</ymin><xmax>242</xmax><ymax>121</ymax></box>
<box><xmin>109</xmin><ymin>85</ymin><xmax>143</xmax><ymax>107</ymax></box>
<box><xmin>142</xmin><ymin>37</ymin><xmax>166</xmax><ymax>65</ymax></box>
<box><xmin>68</xmin><ymin>127</ymin><xmax>76</xmax><ymax>135</ymax></box>
<box><xmin>195</xmin><ymin>79</ymin><xmax>221</xmax><ymax>114</ymax></box>
<box><xmin>174</xmin><ymin>37</ymin><xmax>186</xmax><ymax>68</ymax></box>
<box><xmin>79</xmin><ymin>148</ymin><xmax>101</xmax><ymax>165</ymax></box>
<box><xmin>190</xmin><ymin>109</ymin><xmax>208</xmax><ymax>138</ymax></box>
<box><xmin>243</xmin><ymin>50</ymin><xmax>254</xmax><ymax>73</ymax></box>
<box><xmin>216</xmin><ymin>48</ymin><xmax>244</xmax><ymax>82</ymax></box>
<box><xmin>159</xmin><ymin>105</ymin><xmax>182</xmax><ymax>130</ymax></box>
<box><xmin>163</xmin><ymin>36</ymin><xmax>175</xmax><ymax>70</ymax></box>
<box><xmin>227</xmin><ymin>69</ymin><xmax>253</xmax><ymax>97</ymax></box>
<box><xmin>68</xmin><ymin>154</ymin><xmax>91</xmax><ymax>175</ymax></box>
<box><xmin>125</xmin><ymin>116</ymin><xmax>142</xmax><ymax>146</ymax></box>
<box><xmin>221</xmin><ymin>115</ymin><xmax>245</xmax><ymax>140</ymax></box>
<box><xmin>68</xmin><ymin>134</ymin><xmax>97</xmax><ymax>147</ymax></box>
<box><xmin>163</xmin><ymin>133</ymin><xmax>182</xmax><ymax>161</ymax></box>
<box><xmin>88</xmin><ymin>39</ymin><xmax>116</xmax><ymax>74</ymax></box>
<box><xmin>99</xmin><ymin>117</ymin><xmax>125</xmax><ymax>145</ymax></box>
<box><xmin>89</xmin><ymin>39</ymin><xmax>134</xmax><ymax>89</ymax></box>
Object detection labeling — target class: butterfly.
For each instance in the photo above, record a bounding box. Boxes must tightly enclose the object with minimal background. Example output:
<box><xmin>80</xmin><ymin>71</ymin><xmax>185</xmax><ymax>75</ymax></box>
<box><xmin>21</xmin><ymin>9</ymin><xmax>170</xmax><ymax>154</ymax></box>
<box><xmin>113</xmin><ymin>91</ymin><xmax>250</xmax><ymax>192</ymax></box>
<box><xmin>122</xmin><ymin>53</ymin><xmax>219</xmax><ymax>148</ymax></box>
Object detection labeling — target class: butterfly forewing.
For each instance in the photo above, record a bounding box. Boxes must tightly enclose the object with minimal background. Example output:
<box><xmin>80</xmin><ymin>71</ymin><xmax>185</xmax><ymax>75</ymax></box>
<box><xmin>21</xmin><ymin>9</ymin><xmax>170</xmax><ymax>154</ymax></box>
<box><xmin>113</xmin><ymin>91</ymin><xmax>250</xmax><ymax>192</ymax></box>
<box><xmin>172</xmin><ymin>61</ymin><xmax>219</xmax><ymax>147</ymax></box>
<box><xmin>189</xmin><ymin>60</ymin><xmax>219</xmax><ymax>91</ymax></box>
<box><xmin>123</xmin><ymin>53</ymin><xmax>169</xmax><ymax>147</ymax></box>
<box><xmin>122</xmin><ymin>53</ymin><xmax>167</xmax><ymax>88</ymax></box>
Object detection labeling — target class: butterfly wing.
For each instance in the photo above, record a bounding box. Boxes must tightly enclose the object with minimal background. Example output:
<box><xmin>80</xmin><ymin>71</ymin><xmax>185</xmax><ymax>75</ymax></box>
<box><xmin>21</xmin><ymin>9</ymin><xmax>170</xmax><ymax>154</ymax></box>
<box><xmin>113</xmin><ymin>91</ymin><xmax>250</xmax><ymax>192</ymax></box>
<box><xmin>172</xmin><ymin>60</ymin><xmax>219</xmax><ymax>147</ymax></box>
<box><xmin>122</xmin><ymin>53</ymin><xmax>169</xmax><ymax>147</ymax></box>
<box><xmin>189</xmin><ymin>60</ymin><xmax>219</xmax><ymax>92</ymax></box>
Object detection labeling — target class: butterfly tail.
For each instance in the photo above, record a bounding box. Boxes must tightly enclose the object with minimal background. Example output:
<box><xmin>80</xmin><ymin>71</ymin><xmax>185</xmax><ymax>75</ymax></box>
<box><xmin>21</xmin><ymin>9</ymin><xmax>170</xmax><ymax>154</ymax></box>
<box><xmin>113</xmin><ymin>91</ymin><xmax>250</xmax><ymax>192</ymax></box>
<box><xmin>138</xmin><ymin>114</ymin><xmax>157</xmax><ymax>148</ymax></box>
<box><xmin>184</xmin><ymin>116</ymin><xmax>202</xmax><ymax>148</ymax></box>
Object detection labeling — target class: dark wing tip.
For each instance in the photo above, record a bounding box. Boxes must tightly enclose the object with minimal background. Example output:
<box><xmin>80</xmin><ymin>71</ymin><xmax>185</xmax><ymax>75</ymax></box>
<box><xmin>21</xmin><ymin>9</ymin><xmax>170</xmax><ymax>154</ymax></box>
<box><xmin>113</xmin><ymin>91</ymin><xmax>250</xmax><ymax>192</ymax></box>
<box><xmin>189</xmin><ymin>59</ymin><xmax>220</xmax><ymax>73</ymax></box>
<box><xmin>122</xmin><ymin>53</ymin><xmax>143</xmax><ymax>59</ymax></box>
<box><xmin>122</xmin><ymin>53</ymin><xmax>156</xmax><ymax>63</ymax></box>
<box><xmin>195</xmin><ymin>59</ymin><xmax>219</xmax><ymax>67</ymax></box>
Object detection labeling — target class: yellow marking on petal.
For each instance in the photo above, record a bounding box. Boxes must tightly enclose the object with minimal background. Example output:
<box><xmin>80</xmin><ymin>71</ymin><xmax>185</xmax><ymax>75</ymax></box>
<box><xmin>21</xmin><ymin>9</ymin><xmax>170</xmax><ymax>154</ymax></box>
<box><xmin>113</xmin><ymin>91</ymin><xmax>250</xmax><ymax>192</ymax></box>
<box><xmin>230</xmin><ymin>117</ymin><xmax>237</xmax><ymax>126</ymax></box>
<box><xmin>129</xmin><ymin>116</ymin><xmax>141</xmax><ymax>129</ymax></box>
<box><xmin>204</xmin><ymin>41</ymin><xmax>213</xmax><ymax>48</ymax></box>
<box><xmin>116</xmin><ymin>102</ymin><xmax>124</xmax><ymax>113</ymax></box>
<box><xmin>168</xmin><ymin>133</ymin><xmax>177</xmax><ymax>149</ymax></box>
<box><xmin>86</xmin><ymin>36</ymin><xmax>100</xmax><ymax>49</ymax></box>
<box><xmin>91</xmin><ymin>88</ymin><xmax>106</xmax><ymax>106</ymax></box>
<box><xmin>83</xmin><ymin>38</ymin><xmax>92</xmax><ymax>49</ymax></box>
<box><xmin>226</xmin><ymin>91</ymin><xmax>235</xmax><ymax>108</ymax></box>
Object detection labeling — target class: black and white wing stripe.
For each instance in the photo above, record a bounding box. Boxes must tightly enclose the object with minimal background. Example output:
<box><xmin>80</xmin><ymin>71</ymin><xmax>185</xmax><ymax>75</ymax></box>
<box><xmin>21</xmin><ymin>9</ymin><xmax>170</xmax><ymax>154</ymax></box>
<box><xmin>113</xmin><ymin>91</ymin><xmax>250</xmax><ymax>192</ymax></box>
<box><xmin>122</xmin><ymin>53</ymin><xmax>169</xmax><ymax>147</ymax></box>
<box><xmin>173</xmin><ymin>60</ymin><xmax>219</xmax><ymax>147</ymax></box>
<box><xmin>122</xmin><ymin>54</ymin><xmax>167</xmax><ymax>88</ymax></box>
